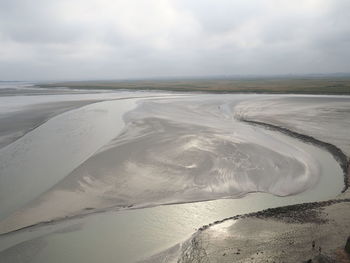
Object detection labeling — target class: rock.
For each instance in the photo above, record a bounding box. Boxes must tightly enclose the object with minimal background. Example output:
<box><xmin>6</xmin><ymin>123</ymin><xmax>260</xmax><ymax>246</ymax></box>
<box><xmin>313</xmin><ymin>254</ymin><xmax>335</xmax><ymax>263</ymax></box>
<box><xmin>345</xmin><ymin>236</ymin><xmax>350</xmax><ymax>254</ymax></box>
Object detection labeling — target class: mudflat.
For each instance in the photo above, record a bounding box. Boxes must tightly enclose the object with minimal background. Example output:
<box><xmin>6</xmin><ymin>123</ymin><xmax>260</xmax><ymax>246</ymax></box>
<box><xmin>0</xmin><ymin>83</ymin><xmax>349</xmax><ymax>262</ymax></box>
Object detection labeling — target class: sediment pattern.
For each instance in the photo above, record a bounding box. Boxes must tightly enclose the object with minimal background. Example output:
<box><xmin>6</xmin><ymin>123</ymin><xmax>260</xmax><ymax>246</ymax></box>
<box><xmin>0</xmin><ymin>96</ymin><xmax>325</xmax><ymax>234</ymax></box>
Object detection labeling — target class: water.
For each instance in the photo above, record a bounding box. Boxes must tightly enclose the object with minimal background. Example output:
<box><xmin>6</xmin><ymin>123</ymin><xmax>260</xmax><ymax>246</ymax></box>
<box><xmin>0</xmin><ymin>120</ymin><xmax>343</xmax><ymax>263</ymax></box>
<box><xmin>0</xmin><ymin>87</ymin><xmax>345</xmax><ymax>262</ymax></box>
<box><xmin>0</xmin><ymin>99</ymin><xmax>137</xmax><ymax>219</ymax></box>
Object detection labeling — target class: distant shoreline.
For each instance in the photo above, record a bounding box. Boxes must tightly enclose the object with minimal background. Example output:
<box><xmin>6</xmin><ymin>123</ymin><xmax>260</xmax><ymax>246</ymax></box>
<box><xmin>37</xmin><ymin>77</ymin><xmax>350</xmax><ymax>95</ymax></box>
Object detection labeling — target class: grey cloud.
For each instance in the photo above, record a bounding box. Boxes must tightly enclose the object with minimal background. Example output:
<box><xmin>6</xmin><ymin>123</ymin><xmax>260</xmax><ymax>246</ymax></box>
<box><xmin>0</xmin><ymin>0</ymin><xmax>349</xmax><ymax>81</ymax></box>
<box><xmin>0</xmin><ymin>1</ymin><xmax>77</xmax><ymax>43</ymax></box>
<box><xmin>175</xmin><ymin>0</ymin><xmax>265</xmax><ymax>34</ymax></box>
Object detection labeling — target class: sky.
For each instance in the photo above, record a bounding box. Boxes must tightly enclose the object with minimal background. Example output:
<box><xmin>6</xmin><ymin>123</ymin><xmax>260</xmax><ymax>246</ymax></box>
<box><xmin>0</xmin><ymin>0</ymin><xmax>349</xmax><ymax>81</ymax></box>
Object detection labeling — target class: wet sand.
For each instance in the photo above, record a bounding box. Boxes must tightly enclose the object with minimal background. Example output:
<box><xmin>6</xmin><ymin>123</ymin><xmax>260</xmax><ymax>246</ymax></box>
<box><xmin>0</xmin><ymin>100</ymin><xmax>99</xmax><ymax>149</ymax></box>
<box><xmin>172</xmin><ymin>95</ymin><xmax>350</xmax><ymax>263</ymax></box>
<box><xmin>235</xmin><ymin>95</ymin><xmax>350</xmax><ymax>156</ymax></box>
<box><xmin>0</xmin><ymin>85</ymin><xmax>178</xmax><ymax>150</ymax></box>
<box><xmin>177</xmin><ymin>199</ymin><xmax>350</xmax><ymax>263</ymax></box>
<box><xmin>0</xmin><ymin>85</ymin><xmax>349</xmax><ymax>262</ymax></box>
<box><xmin>0</xmin><ymin>95</ymin><xmax>338</xmax><ymax>235</ymax></box>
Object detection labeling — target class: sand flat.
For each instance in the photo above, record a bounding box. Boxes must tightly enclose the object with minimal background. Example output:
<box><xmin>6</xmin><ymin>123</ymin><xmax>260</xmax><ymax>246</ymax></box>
<box><xmin>0</xmin><ymin>90</ymin><xmax>347</xmax><ymax>262</ymax></box>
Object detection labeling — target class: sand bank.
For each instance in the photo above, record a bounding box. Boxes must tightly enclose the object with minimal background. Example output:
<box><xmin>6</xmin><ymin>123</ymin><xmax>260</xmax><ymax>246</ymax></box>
<box><xmin>0</xmin><ymin>93</ymin><xmax>348</xmax><ymax>263</ymax></box>
<box><xmin>167</xmin><ymin>95</ymin><xmax>350</xmax><ymax>263</ymax></box>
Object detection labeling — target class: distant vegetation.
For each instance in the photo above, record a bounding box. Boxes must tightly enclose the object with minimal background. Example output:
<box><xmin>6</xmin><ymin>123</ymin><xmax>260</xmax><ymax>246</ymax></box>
<box><xmin>39</xmin><ymin>77</ymin><xmax>350</xmax><ymax>94</ymax></box>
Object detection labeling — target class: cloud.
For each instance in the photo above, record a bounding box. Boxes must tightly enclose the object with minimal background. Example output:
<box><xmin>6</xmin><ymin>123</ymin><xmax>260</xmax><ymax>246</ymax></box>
<box><xmin>0</xmin><ymin>0</ymin><xmax>349</xmax><ymax>80</ymax></box>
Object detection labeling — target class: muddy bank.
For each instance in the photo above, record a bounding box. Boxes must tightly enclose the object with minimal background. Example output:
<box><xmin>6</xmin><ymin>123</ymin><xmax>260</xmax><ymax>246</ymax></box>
<box><xmin>1</xmin><ymin>94</ymin><xmax>349</xmax><ymax>262</ymax></box>
<box><xmin>234</xmin><ymin>96</ymin><xmax>350</xmax><ymax>156</ymax></box>
<box><xmin>174</xmin><ymin>112</ymin><xmax>350</xmax><ymax>263</ymax></box>
<box><xmin>240</xmin><ymin>119</ymin><xmax>349</xmax><ymax>192</ymax></box>
<box><xmin>0</xmin><ymin>96</ymin><xmax>334</xmax><ymax>235</ymax></box>
<box><xmin>0</xmin><ymin>100</ymin><xmax>99</xmax><ymax>149</ymax></box>
<box><xmin>197</xmin><ymin>198</ymin><xmax>350</xmax><ymax>233</ymax></box>
<box><xmin>178</xmin><ymin>199</ymin><xmax>350</xmax><ymax>263</ymax></box>
<box><xmin>177</xmin><ymin>156</ymin><xmax>350</xmax><ymax>262</ymax></box>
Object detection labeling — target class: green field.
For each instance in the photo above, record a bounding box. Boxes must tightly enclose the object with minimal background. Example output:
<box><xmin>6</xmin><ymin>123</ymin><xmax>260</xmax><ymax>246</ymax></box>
<box><xmin>39</xmin><ymin>77</ymin><xmax>350</xmax><ymax>94</ymax></box>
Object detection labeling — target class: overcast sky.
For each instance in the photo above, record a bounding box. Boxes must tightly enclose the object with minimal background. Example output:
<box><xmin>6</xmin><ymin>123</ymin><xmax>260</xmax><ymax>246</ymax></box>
<box><xmin>0</xmin><ymin>0</ymin><xmax>349</xmax><ymax>81</ymax></box>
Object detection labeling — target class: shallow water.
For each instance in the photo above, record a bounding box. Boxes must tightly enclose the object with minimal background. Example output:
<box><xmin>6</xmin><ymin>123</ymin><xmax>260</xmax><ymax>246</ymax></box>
<box><xmin>0</xmin><ymin>91</ymin><xmax>188</xmax><ymax>223</ymax></box>
<box><xmin>0</xmin><ymin>99</ymin><xmax>137</xmax><ymax>220</ymax></box>
<box><xmin>0</xmin><ymin>88</ymin><xmax>345</xmax><ymax>263</ymax></box>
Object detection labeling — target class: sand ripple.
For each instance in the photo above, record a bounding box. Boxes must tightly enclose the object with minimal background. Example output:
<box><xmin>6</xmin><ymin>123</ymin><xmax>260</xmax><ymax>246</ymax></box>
<box><xmin>0</xmin><ymin>97</ymin><xmax>322</xmax><ymax>234</ymax></box>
